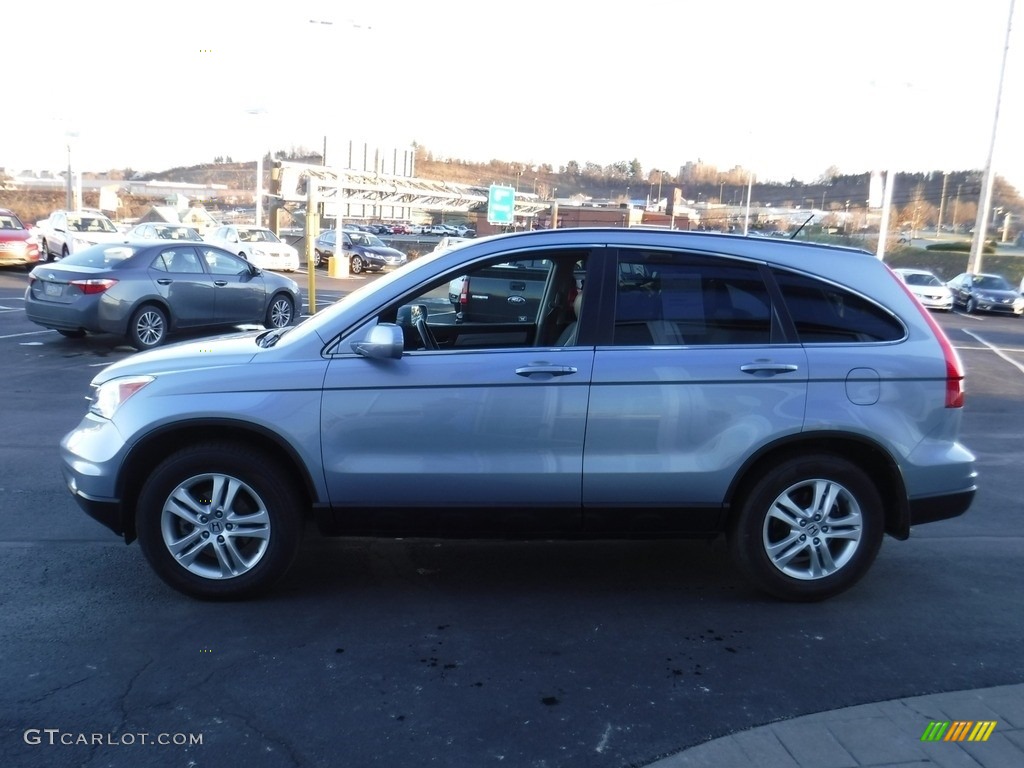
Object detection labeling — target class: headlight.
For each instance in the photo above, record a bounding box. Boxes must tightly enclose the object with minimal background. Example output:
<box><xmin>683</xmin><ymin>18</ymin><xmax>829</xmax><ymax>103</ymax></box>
<box><xmin>89</xmin><ymin>375</ymin><xmax>154</xmax><ymax>419</ymax></box>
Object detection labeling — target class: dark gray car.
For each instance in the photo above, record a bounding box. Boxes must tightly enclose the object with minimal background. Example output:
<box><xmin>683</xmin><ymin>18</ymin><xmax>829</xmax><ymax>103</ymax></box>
<box><xmin>59</xmin><ymin>229</ymin><xmax>976</xmax><ymax>601</ymax></box>
<box><xmin>25</xmin><ymin>241</ymin><xmax>300</xmax><ymax>349</ymax></box>
<box><xmin>313</xmin><ymin>229</ymin><xmax>408</xmax><ymax>273</ymax></box>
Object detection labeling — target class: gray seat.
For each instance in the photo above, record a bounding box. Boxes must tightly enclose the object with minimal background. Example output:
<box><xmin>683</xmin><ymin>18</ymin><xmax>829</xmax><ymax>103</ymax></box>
<box><xmin>556</xmin><ymin>291</ymin><xmax>584</xmax><ymax>345</ymax></box>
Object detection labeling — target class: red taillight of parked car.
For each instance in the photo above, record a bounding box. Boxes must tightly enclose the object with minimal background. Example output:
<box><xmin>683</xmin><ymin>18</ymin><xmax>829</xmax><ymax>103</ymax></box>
<box><xmin>888</xmin><ymin>267</ymin><xmax>965</xmax><ymax>408</ymax></box>
<box><xmin>459</xmin><ymin>277</ymin><xmax>469</xmax><ymax>308</ymax></box>
<box><xmin>70</xmin><ymin>279</ymin><xmax>118</xmax><ymax>295</ymax></box>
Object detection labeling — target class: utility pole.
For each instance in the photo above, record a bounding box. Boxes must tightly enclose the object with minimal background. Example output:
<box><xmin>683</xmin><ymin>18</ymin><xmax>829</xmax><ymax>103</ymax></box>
<box><xmin>967</xmin><ymin>0</ymin><xmax>1015</xmax><ymax>274</ymax></box>
<box><xmin>936</xmin><ymin>172</ymin><xmax>949</xmax><ymax>235</ymax></box>
<box><xmin>876</xmin><ymin>171</ymin><xmax>896</xmax><ymax>260</ymax></box>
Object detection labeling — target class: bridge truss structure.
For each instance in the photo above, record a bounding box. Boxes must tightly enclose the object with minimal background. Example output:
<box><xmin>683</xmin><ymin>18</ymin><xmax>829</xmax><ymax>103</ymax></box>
<box><xmin>269</xmin><ymin>160</ymin><xmax>550</xmax><ymax>222</ymax></box>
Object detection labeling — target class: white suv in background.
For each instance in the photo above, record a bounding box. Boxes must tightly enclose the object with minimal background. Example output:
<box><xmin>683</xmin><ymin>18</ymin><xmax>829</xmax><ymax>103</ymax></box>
<box><xmin>38</xmin><ymin>209</ymin><xmax>122</xmax><ymax>261</ymax></box>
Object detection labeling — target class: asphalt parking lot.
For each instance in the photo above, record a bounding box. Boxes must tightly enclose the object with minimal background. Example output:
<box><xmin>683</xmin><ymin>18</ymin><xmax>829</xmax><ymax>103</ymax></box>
<box><xmin>1</xmin><ymin>264</ymin><xmax>1023</xmax><ymax>768</ymax></box>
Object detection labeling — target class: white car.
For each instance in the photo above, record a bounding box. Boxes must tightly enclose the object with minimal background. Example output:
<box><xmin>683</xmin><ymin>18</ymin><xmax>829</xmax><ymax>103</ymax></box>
<box><xmin>206</xmin><ymin>225</ymin><xmax>299</xmax><ymax>272</ymax></box>
<box><xmin>893</xmin><ymin>268</ymin><xmax>953</xmax><ymax>311</ymax></box>
<box><xmin>37</xmin><ymin>210</ymin><xmax>124</xmax><ymax>261</ymax></box>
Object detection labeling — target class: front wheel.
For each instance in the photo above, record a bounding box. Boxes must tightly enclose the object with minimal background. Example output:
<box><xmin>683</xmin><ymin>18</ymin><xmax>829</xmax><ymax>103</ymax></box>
<box><xmin>135</xmin><ymin>442</ymin><xmax>303</xmax><ymax>600</ymax></box>
<box><xmin>729</xmin><ymin>454</ymin><xmax>884</xmax><ymax>601</ymax></box>
<box><xmin>965</xmin><ymin>297</ymin><xmax>977</xmax><ymax>314</ymax></box>
<box><xmin>265</xmin><ymin>294</ymin><xmax>294</xmax><ymax>328</ymax></box>
<box><xmin>350</xmin><ymin>255</ymin><xmax>364</xmax><ymax>275</ymax></box>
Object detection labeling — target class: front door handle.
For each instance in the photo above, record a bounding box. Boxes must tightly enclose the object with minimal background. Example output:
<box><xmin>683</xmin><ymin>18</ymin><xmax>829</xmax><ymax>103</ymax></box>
<box><xmin>740</xmin><ymin>362</ymin><xmax>799</xmax><ymax>376</ymax></box>
<box><xmin>515</xmin><ymin>364</ymin><xmax>578</xmax><ymax>379</ymax></box>
<box><xmin>214</xmin><ymin>280</ymin><xmax>228</xmax><ymax>286</ymax></box>
<box><xmin>156</xmin><ymin>278</ymin><xmax>172</xmax><ymax>285</ymax></box>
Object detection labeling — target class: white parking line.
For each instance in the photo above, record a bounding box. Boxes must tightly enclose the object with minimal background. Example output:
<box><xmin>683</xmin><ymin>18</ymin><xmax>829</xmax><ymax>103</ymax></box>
<box><xmin>2</xmin><ymin>329</ymin><xmax>53</xmax><ymax>340</ymax></box>
<box><xmin>962</xmin><ymin>329</ymin><xmax>1024</xmax><ymax>375</ymax></box>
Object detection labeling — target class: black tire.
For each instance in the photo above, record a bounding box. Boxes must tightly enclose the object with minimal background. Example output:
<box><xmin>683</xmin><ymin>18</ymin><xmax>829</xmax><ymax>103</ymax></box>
<box><xmin>135</xmin><ymin>442</ymin><xmax>303</xmax><ymax>600</ymax></box>
<box><xmin>729</xmin><ymin>454</ymin><xmax>884</xmax><ymax>601</ymax></box>
<box><xmin>265</xmin><ymin>294</ymin><xmax>294</xmax><ymax>328</ymax></box>
<box><xmin>965</xmin><ymin>297</ymin><xmax>977</xmax><ymax>314</ymax></box>
<box><xmin>57</xmin><ymin>329</ymin><xmax>86</xmax><ymax>338</ymax></box>
<box><xmin>60</xmin><ymin>245</ymin><xmax>68</xmax><ymax>260</ymax></box>
<box><xmin>313</xmin><ymin>249</ymin><xmax>323</xmax><ymax>268</ymax></box>
<box><xmin>127</xmin><ymin>304</ymin><xmax>168</xmax><ymax>350</ymax></box>
<box><xmin>350</xmin><ymin>256</ymin><xmax>364</xmax><ymax>275</ymax></box>
<box><xmin>40</xmin><ymin>240</ymin><xmax>51</xmax><ymax>262</ymax></box>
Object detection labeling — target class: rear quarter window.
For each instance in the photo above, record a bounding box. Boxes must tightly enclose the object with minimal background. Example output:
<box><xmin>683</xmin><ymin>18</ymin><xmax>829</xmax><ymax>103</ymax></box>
<box><xmin>773</xmin><ymin>269</ymin><xmax>904</xmax><ymax>343</ymax></box>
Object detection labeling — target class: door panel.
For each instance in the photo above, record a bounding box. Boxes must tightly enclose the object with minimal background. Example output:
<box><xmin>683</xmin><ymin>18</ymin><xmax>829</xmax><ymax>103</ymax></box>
<box><xmin>321</xmin><ymin>347</ymin><xmax>594</xmax><ymax>531</ymax></box>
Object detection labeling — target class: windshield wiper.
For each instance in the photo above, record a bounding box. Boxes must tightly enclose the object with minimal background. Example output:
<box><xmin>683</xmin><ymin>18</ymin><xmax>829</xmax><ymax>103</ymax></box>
<box><xmin>257</xmin><ymin>327</ymin><xmax>289</xmax><ymax>348</ymax></box>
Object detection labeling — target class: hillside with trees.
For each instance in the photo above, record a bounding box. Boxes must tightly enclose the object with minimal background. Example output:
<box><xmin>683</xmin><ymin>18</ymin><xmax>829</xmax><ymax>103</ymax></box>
<box><xmin>3</xmin><ymin>145</ymin><xmax>1023</xmax><ymax>238</ymax></box>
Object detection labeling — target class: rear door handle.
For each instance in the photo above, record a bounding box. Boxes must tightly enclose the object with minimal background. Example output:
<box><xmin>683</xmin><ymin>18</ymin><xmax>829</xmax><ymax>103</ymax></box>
<box><xmin>156</xmin><ymin>278</ymin><xmax>172</xmax><ymax>285</ymax></box>
<box><xmin>214</xmin><ymin>280</ymin><xmax>228</xmax><ymax>286</ymax></box>
<box><xmin>740</xmin><ymin>362</ymin><xmax>799</xmax><ymax>376</ymax></box>
<box><xmin>515</xmin><ymin>364</ymin><xmax>578</xmax><ymax>379</ymax></box>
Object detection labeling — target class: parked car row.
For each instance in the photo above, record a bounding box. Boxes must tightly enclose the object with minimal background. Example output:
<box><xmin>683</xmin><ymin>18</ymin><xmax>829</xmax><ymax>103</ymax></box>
<box><xmin>892</xmin><ymin>267</ymin><xmax>1024</xmax><ymax>317</ymax></box>
<box><xmin>341</xmin><ymin>222</ymin><xmax>475</xmax><ymax>237</ymax></box>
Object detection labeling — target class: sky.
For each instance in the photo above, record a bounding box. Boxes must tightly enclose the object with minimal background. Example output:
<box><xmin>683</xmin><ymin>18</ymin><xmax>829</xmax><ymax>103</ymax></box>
<box><xmin>5</xmin><ymin>0</ymin><xmax>1024</xmax><ymax>190</ymax></box>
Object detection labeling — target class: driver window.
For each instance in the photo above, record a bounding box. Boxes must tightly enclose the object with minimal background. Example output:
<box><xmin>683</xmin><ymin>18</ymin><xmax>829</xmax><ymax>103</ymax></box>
<box><xmin>375</xmin><ymin>251</ymin><xmax>587</xmax><ymax>353</ymax></box>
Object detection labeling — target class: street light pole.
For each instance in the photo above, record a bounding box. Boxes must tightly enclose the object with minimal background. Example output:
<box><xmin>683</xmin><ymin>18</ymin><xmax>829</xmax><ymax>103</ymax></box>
<box><xmin>244</xmin><ymin>108</ymin><xmax>267</xmax><ymax>227</ymax></box>
<box><xmin>968</xmin><ymin>0</ymin><xmax>1015</xmax><ymax>274</ymax></box>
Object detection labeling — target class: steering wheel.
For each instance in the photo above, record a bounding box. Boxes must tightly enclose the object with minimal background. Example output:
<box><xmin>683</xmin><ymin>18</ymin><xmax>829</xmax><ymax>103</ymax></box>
<box><xmin>415</xmin><ymin>317</ymin><xmax>439</xmax><ymax>350</ymax></box>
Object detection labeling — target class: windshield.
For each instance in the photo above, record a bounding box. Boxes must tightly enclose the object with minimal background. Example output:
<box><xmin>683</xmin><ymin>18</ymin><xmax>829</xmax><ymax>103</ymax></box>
<box><xmin>350</xmin><ymin>232</ymin><xmax>386</xmax><ymax>247</ymax></box>
<box><xmin>68</xmin><ymin>216</ymin><xmax>117</xmax><ymax>233</ymax></box>
<box><xmin>238</xmin><ymin>229</ymin><xmax>281</xmax><ymax>243</ymax></box>
<box><xmin>975</xmin><ymin>275</ymin><xmax>1012</xmax><ymax>291</ymax></box>
<box><xmin>903</xmin><ymin>272</ymin><xmax>941</xmax><ymax>287</ymax></box>
<box><xmin>0</xmin><ymin>213</ymin><xmax>26</xmax><ymax>230</ymax></box>
<box><xmin>154</xmin><ymin>225</ymin><xmax>202</xmax><ymax>240</ymax></box>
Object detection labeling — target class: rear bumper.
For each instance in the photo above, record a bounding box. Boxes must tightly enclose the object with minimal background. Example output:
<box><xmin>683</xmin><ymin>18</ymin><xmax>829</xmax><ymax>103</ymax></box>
<box><xmin>908</xmin><ymin>486</ymin><xmax>976</xmax><ymax>527</ymax></box>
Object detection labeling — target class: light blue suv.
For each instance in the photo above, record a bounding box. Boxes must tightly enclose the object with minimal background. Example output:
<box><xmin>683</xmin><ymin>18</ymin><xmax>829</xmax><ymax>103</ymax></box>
<box><xmin>60</xmin><ymin>229</ymin><xmax>977</xmax><ymax>601</ymax></box>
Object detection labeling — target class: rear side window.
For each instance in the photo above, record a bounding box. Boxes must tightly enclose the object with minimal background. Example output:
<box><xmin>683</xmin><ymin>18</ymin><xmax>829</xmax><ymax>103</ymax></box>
<box><xmin>612</xmin><ymin>250</ymin><xmax>772</xmax><ymax>345</ymax></box>
<box><xmin>773</xmin><ymin>269</ymin><xmax>904</xmax><ymax>343</ymax></box>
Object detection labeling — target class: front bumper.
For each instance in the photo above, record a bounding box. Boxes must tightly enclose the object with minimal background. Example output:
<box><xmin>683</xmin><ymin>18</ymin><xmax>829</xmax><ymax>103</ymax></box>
<box><xmin>60</xmin><ymin>414</ymin><xmax>130</xmax><ymax>537</ymax></box>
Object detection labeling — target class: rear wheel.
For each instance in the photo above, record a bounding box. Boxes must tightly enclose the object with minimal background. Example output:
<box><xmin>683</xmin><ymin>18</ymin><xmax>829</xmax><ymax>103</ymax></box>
<box><xmin>127</xmin><ymin>304</ymin><xmax>168</xmax><ymax>349</ymax></box>
<box><xmin>313</xmin><ymin>249</ymin><xmax>323</xmax><ymax>268</ymax></box>
<box><xmin>135</xmin><ymin>442</ymin><xmax>303</xmax><ymax>600</ymax></box>
<box><xmin>729</xmin><ymin>454</ymin><xmax>884</xmax><ymax>601</ymax></box>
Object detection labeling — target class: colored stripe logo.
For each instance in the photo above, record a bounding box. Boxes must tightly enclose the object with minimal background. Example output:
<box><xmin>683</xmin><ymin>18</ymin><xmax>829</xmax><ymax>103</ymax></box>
<box><xmin>921</xmin><ymin>721</ymin><xmax>997</xmax><ymax>742</ymax></box>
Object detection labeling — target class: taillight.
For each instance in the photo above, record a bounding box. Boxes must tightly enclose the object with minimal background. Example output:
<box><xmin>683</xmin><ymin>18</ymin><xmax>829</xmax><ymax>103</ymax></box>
<box><xmin>70</xmin><ymin>278</ymin><xmax>118</xmax><ymax>295</ymax></box>
<box><xmin>459</xmin><ymin>277</ymin><xmax>469</xmax><ymax>307</ymax></box>
<box><xmin>888</xmin><ymin>266</ymin><xmax>964</xmax><ymax>408</ymax></box>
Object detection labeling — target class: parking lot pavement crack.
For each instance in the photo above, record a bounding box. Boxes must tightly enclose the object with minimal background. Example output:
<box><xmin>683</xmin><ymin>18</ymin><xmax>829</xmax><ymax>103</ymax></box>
<box><xmin>115</xmin><ymin>657</ymin><xmax>156</xmax><ymax>732</ymax></box>
<box><xmin>224</xmin><ymin>711</ymin><xmax>306</xmax><ymax>767</ymax></box>
<box><xmin>24</xmin><ymin>674</ymin><xmax>92</xmax><ymax>705</ymax></box>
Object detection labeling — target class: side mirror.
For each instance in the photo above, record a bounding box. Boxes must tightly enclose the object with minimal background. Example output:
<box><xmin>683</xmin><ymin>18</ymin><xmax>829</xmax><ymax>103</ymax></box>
<box><xmin>396</xmin><ymin>304</ymin><xmax>429</xmax><ymax>329</ymax></box>
<box><xmin>351</xmin><ymin>323</ymin><xmax>403</xmax><ymax>359</ymax></box>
